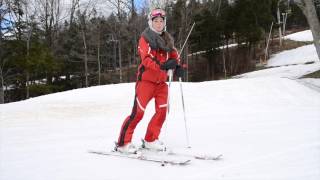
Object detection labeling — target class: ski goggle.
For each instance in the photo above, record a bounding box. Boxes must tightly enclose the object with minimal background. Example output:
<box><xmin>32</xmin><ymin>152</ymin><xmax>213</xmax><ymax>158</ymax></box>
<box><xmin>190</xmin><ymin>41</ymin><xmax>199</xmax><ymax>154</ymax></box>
<box><xmin>150</xmin><ymin>9</ymin><xmax>166</xmax><ymax>19</ymax></box>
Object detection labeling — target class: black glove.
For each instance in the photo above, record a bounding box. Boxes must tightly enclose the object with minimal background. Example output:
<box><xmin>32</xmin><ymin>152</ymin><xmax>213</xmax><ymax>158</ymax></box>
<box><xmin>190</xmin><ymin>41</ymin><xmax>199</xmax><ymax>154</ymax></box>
<box><xmin>175</xmin><ymin>65</ymin><xmax>185</xmax><ymax>78</ymax></box>
<box><xmin>160</xmin><ymin>59</ymin><xmax>178</xmax><ymax>70</ymax></box>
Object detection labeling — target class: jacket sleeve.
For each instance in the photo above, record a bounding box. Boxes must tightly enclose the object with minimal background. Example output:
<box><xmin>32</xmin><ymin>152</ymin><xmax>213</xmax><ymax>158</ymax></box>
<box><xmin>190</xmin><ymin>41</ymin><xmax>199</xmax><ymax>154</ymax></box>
<box><xmin>169</xmin><ymin>47</ymin><xmax>181</xmax><ymax>65</ymax></box>
<box><xmin>138</xmin><ymin>36</ymin><xmax>161</xmax><ymax>71</ymax></box>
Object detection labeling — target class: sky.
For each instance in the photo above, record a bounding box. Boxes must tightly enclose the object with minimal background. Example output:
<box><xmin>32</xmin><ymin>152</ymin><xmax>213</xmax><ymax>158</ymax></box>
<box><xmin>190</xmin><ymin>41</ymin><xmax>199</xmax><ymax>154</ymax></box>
<box><xmin>135</xmin><ymin>0</ymin><xmax>146</xmax><ymax>10</ymax></box>
<box><xmin>0</xmin><ymin>5</ymin><xmax>12</xmax><ymax>35</ymax></box>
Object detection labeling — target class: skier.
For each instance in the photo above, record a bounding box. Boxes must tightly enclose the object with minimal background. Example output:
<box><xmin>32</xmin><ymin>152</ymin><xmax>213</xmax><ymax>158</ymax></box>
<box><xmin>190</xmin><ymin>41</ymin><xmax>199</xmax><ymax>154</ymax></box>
<box><xmin>116</xmin><ymin>8</ymin><xmax>185</xmax><ymax>153</ymax></box>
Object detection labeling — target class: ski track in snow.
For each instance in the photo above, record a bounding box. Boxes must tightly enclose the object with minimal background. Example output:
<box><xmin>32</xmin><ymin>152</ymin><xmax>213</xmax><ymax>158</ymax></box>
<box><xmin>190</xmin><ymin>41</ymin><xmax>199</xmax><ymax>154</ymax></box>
<box><xmin>1</xmin><ymin>78</ymin><xmax>320</xmax><ymax>180</ymax></box>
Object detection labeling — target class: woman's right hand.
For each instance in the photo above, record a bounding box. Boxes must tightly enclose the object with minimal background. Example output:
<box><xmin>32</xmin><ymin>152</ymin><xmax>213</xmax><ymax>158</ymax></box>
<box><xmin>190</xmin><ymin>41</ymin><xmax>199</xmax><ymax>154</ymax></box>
<box><xmin>160</xmin><ymin>59</ymin><xmax>178</xmax><ymax>70</ymax></box>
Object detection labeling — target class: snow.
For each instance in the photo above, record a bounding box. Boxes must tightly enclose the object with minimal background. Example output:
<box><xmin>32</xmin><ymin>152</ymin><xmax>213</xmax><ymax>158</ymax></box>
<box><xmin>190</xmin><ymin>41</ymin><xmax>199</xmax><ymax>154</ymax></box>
<box><xmin>1</xmin><ymin>30</ymin><xmax>320</xmax><ymax>180</ymax></box>
<box><xmin>300</xmin><ymin>78</ymin><xmax>320</xmax><ymax>87</ymax></box>
<box><xmin>237</xmin><ymin>42</ymin><xmax>319</xmax><ymax>79</ymax></box>
<box><xmin>188</xmin><ymin>43</ymin><xmax>242</xmax><ymax>57</ymax></box>
<box><xmin>285</xmin><ymin>30</ymin><xmax>313</xmax><ymax>42</ymax></box>
<box><xmin>267</xmin><ymin>44</ymin><xmax>319</xmax><ymax>67</ymax></box>
<box><xmin>188</xmin><ymin>29</ymin><xmax>314</xmax><ymax>57</ymax></box>
<box><xmin>236</xmin><ymin>62</ymin><xmax>320</xmax><ymax>79</ymax></box>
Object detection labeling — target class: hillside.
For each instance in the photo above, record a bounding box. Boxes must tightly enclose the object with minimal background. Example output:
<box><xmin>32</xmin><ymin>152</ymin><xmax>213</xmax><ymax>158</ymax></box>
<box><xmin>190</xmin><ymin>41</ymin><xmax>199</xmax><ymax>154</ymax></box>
<box><xmin>0</xmin><ymin>30</ymin><xmax>319</xmax><ymax>180</ymax></box>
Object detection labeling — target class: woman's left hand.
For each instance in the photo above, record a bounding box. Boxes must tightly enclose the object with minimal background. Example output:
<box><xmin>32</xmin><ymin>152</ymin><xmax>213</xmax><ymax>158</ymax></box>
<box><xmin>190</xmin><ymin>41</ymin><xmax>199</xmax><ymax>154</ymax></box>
<box><xmin>175</xmin><ymin>65</ymin><xmax>185</xmax><ymax>78</ymax></box>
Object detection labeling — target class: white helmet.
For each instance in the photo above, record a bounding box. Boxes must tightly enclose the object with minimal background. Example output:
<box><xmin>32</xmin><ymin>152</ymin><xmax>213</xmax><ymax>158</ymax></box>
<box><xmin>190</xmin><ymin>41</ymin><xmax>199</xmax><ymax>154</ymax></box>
<box><xmin>148</xmin><ymin>8</ymin><xmax>166</xmax><ymax>33</ymax></box>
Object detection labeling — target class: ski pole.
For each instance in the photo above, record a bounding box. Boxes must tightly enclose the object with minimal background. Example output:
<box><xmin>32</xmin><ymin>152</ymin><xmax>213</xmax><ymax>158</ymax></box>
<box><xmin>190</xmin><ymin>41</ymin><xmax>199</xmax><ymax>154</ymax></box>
<box><xmin>166</xmin><ymin>69</ymin><xmax>173</xmax><ymax>115</ymax></box>
<box><xmin>179</xmin><ymin>77</ymin><xmax>191</xmax><ymax>148</ymax></box>
<box><xmin>178</xmin><ymin>22</ymin><xmax>195</xmax><ymax>148</ymax></box>
<box><xmin>163</xmin><ymin>69</ymin><xmax>173</xmax><ymax>157</ymax></box>
<box><xmin>179</xmin><ymin>22</ymin><xmax>195</xmax><ymax>57</ymax></box>
<box><xmin>165</xmin><ymin>22</ymin><xmax>195</xmax><ymax>149</ymax></box>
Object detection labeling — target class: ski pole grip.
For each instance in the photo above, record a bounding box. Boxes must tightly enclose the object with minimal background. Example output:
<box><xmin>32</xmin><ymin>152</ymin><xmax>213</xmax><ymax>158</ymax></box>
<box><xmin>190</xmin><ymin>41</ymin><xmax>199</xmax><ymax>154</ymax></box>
<box><xmin>167</xmin><ymin>69</ymin><xmax>173</xmax><ymax>80</ymax></box>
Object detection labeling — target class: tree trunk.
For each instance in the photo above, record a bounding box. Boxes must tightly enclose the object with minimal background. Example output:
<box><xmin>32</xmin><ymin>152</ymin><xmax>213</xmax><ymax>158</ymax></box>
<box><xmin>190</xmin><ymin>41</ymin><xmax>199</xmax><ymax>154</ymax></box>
<box><xmin>277</xmin><ymin>0</ymin><xmax>283</xmax><ymax>47</ymax></box>
<box><xmin>117</xmin><ymin>0</ymin><xmax>121</xmax><ymax>20</ymax></box>
<box><xmin>69</xmin><ymin>0</ymin><xmax>79</xmax><ymax>27</ymax></box>
<box><xmin>222</xmin><ymin>41</ymin><xmax>227</xmax><ymax>79</ymax></box>
<box><xmin>26</xmin><ymin>21</ymin><xmax>32</xmax><ymax>99</ymax></box>
<box><xmin>26</xmin><ymin>72</ymin><xmax>30</xmax><ymax>99</ymax></box>
<box><xmin>297</xmin><ymin>0</ymin><xmax>320</xmax><ymax>60</ymax></box>
<box><xmin>0</xmin><ymin>6</ymin><xmax>3</xmax><ymax>104</ymax></box>
<box><xmin>113</xmin><ymin>37</ymin><xmax>117</xmax><ymax>69</ymax></box>
<box><xmin>82</xmin><ymin>29</ymin><xmax>88</xmax><ymax>87</ymax></box>
<box><xmin>97</xmin><ymin>49</ymin><xmax>101</xmax><ymax>85</ymax></box>
<box><xmin>118</xmin><ymin>40</ymin><xmax>122</xmax><ymax>83</ymax></box>
<box><xmin>97</xmin><ymin>24</ymin><xmax>101</xmax><ymax>85</ymax></box>
<box><xmin>0</xmin><ymin>67</ymin><xmax>4</xmax><ymax>104</ymax></box>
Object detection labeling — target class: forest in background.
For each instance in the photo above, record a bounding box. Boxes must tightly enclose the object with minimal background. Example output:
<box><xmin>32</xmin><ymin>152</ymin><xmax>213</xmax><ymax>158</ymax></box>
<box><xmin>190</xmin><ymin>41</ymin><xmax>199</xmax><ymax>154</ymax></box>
<box><xmin>1</xmin><ymin>0</ymin><xmax>319</xmax><ymax>103</ymax></box>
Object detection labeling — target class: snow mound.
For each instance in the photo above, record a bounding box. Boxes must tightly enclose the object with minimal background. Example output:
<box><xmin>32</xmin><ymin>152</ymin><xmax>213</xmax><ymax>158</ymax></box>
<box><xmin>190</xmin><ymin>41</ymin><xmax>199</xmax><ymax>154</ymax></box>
<box><xmin>267</xmin><ymin>44</ymin><xmax>319</xmax><ymax>67</ymax></box>
<box><xmin>237</xmin><ymin>43</ymin><xmax>320</xmax><ymax>79</ymax></box>
<box><xmin>285</xmin><ymin>30</ymin><xmax>313</xmax><ymax>42</ymax></box>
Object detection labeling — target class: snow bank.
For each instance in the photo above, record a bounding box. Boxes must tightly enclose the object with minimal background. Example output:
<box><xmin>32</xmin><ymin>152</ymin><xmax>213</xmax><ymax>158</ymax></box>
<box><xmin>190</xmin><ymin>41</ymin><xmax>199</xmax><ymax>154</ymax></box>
<box><xmin>238</xmin><ymin>43</ymin><xmax>320</xmax><ymax>79</ymax></box>
<box><xmin>267</xmin><ymin>44</ymin><xmax>319</xmax><ymax>67</ymax></box>
<box><xmin>285</xmin><ymin>30</ymin><xmax>313</xmax><ymax>42</ymax></box>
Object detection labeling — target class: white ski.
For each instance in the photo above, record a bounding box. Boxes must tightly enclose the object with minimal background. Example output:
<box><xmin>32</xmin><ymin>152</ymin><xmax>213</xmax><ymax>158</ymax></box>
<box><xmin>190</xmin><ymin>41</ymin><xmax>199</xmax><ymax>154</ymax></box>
<box><xmin>138</xmin><ymin>147</ymin><xmax>223</xmax><ymax>161</ymax></box>
<box><xmin>88</xmin><ymin>150</ymin><xmax>191</xmax><ymax>166</ymax></box>
<box><xmin>168</xmin><ymin>151</ymin><xmax>223</xmax><ymax>160</ymax></box>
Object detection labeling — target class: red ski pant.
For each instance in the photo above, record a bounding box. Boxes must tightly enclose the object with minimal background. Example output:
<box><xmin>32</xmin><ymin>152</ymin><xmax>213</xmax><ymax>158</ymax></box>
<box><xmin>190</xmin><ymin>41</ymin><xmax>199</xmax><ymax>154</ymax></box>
<box><xmin>117</xmin><ymin>81</ymin><xmax>168</xmax><ymax>146</ymax></box>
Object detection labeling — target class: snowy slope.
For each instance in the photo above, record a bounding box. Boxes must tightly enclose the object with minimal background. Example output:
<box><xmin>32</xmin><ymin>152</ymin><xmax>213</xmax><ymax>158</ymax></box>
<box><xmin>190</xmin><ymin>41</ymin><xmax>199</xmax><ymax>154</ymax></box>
<box><xmin>236</xmin><ymin>61</ymin><xmax>320</xmax><ymax>79</ymax></box>
<box><xmin>267</xmin><ymin>44</ymin><xmax>319</xmax><ymax>67</ymax></box>
<box><xmin>1</xmin><ymin>30</ymin><xmax>320</xmax><ymax>180</ymax></box>
<box><xmin>237</xmin><ymin>30</ymin><xmax>319</xmax><ymax>79</ymax></box>
<box><xmin>1</xmin><ymin>78</ymin><xmax>320</xmax><ymax>180</ymax></box>
<box><xmin>285</xmin><ymin>30</ymin><xmax>313</xmax><ymax>42</ymax></box>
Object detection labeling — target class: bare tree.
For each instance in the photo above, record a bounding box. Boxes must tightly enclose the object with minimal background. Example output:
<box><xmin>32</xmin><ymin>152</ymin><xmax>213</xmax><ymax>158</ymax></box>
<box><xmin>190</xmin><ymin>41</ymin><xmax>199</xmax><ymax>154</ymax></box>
<box><xmin>5</xmin><ymin>0</ymin><xmax>37</xmax><ymax>99</ymax></box>
<box><xmin>0</xmin><ymin>57</ymin><xmax>5</xmax><ymax>103</ymax></box>
<box><xmin>97</xmin><ymin>19</ymin><xmax>102</xmax><ymax>85</ymax></box>
<box><xmin>31</xmin><ymin>0</ymin><xmax>63</xmax><ymax>86</ymax></box>
<box><xmin>34</xmin><ymin>0</ymin><xmax>60</xmax><ymax>47</ymax></box>
<box><xmin>76</xmin><ymin>0</ymin><xmax>99</xmax><ymax>87</ymax></box>
<box><xmin>77</xmin><ymin>7</ymin><xmax>89</xmax><ymax>87</ymax></box>
<box><xmin>25</xmin><ymin>1</ymin><xmax>32</xmax><ymax>99</ymax></box>
<box><xmin>149</xmin><ymin>0</ymin><xmax>170</xmax><ymax>9</ymax></box>
<box><xmin>129</xmin><ymin>0</ymin><xmax>137</xmax><ymax>67</ymax></box>
<box><xmin>5</xmin><ymin>0</ymin><xmax>24</xmax><ymax>40</ymax></box>
<box><xmin>0</xmin><ymin>57</ymin><xmax>10</xmax><ymax>104</ymax></box>
<box><xmin>106</xmin><ymin>0</ymin><xmax>131</xmax><ymax>20</ymax></box>
<box><xmin>105</xmin><ymin>0</ymin><xmax>132</xmax><ymax>83</ymax></box>
<box><xmin>0</xmin><ymin>0</ymin><xmax>5</xmax><ymax>103</ymax></box>
<box><xmin>0</xmin><ymin>0</ymin><xmax>21</xmax><ymax>103</ymax></box>
<box><xmin>294</xmin><ymin>0</ymin><xmax>320</xmax><ymax>59</ymax></box>
<box><xmin>69</xmin><ymin>0</ymin><xmax>80</xmax><ymax>28</ymax></box>
<box><xmin>90</xmin><ymin>10</ymin><xmax>103</xmax><ymax>85</ymax></box>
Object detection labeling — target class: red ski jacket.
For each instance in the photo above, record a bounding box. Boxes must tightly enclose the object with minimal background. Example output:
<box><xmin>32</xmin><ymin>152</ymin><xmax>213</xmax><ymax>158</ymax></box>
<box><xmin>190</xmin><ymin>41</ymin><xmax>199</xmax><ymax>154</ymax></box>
<box><xmin>137</xmin><ymin>34</ymin><xmax>180</xmax><ymax>83</ymax></box>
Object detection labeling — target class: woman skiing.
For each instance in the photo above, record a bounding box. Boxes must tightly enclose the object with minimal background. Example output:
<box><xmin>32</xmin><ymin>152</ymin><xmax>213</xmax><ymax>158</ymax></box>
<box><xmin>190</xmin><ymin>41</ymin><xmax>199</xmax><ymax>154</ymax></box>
<box><xmin>116</xmin><ymin>8</ymin><xmax>184</xmax><ymax>153</ymax></box>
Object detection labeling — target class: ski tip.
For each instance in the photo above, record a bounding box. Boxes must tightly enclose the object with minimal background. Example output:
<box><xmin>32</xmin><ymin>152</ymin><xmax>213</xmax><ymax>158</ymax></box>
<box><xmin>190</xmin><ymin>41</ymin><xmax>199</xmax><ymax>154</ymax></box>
<box><xmin>211</xmin><ymin>154</ymin><xmax>223</xmax><ymax>160</ymax></box>
<box><xmin>194</xmin><ymin>154</ymin><xmax>223</xmax><ymax>160</ymax></box>
<box><xmin>164</xmin><ymin>159</ymin><xmax>191</xmax><ymax>166</ymax></box>
<box><xmin>183</xmin><ymin>159</ymin><xmax>192</xmax><ymax>165</ymax></box>
<box><xmin>216</xmin><ymin>154</ymin><xmax>223</xmax><ymax>159</ymax></box>
<box><xmin>179</xmin><ymin>159</ymin><xmax>192</xmax><ymax>165</ymax></box>
<box><xmin>88</xmin><ymin>150</ymin><xmax>102</xmax><ymax>155</ymax></box>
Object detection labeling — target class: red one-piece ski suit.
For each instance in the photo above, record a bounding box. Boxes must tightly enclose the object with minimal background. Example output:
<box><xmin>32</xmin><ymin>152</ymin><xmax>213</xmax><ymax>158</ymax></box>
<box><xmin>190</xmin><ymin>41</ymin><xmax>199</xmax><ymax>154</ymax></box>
<box><xmin>117</xmin><ymin>30</ymin><xmax>179</xmax><ymax>146</ymax></box>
